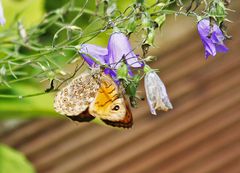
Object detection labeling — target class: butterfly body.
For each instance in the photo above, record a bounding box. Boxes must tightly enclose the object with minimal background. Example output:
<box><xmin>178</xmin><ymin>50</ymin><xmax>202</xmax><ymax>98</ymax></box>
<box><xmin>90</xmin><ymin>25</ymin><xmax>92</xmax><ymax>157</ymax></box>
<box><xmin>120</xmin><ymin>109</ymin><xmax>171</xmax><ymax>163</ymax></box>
<box><xmin>54</xmin><ymin>71</ymin><xmax>133</xmax><ymax>128</ymax></box>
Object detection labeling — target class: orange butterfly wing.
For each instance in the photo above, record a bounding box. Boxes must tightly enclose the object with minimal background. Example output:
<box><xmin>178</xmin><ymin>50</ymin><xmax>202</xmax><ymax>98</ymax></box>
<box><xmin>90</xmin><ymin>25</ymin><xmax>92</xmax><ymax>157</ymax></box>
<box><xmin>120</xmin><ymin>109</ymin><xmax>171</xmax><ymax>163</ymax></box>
<box><xmin>89</xmin><ymin>74</ymin><xmax>133</xmax><ymax>128</ymax></box>
<box><xmin>101</xmin><ymin>97</ymin><xmax>133</xmax><ymax>128</ymax></box>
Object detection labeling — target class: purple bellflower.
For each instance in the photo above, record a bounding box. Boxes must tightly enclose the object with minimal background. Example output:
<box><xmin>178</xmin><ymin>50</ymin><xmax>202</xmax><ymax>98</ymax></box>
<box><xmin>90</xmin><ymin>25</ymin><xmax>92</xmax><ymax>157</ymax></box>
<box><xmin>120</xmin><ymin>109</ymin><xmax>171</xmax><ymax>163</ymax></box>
<box><xmin>197</xmin><ymin>19</ymin><xmax>228</xmax><ymax>58</ymax></box>
<box><xmin>80</xmin><ymin>44</ymin><xmax>108</xmax><ymax>67</ymax></box>
<box><xmin>107</xmin><ymin>32</ymin><xmax>142</xmax><ymax>69</ymax></box>
<box><xmin>79</xmin><ymin>32</ymin><xmax>143</xmax><ymax>79</ymax></box>
<box><xmin>0</xmin><ymin>0</ymin><xmax>5</xmax><ymax>25</ymax></box>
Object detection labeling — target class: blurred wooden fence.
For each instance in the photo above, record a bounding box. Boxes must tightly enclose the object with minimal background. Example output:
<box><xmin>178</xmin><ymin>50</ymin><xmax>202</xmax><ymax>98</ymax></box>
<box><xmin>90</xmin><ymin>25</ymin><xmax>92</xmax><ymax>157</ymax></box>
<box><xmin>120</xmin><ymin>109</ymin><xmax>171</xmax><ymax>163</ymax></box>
<box><xmin>1</xmin><ymin>3</ymin><xmax>240</xmax><ymax>173</ymax></box>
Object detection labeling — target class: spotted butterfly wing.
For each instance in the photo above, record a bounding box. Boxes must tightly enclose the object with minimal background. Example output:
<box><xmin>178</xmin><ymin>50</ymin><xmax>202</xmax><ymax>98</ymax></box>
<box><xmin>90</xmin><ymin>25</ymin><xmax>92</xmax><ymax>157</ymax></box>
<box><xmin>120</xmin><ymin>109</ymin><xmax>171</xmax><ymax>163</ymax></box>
<box><xmin>54</xmin><ymin>72</ymin><xmax>133</xmax><ymax>128</ymax></box>
<box><xmin>54</xmin><ymin>72</ymin><xmax>99</xmax><ymax>115</ymax></box>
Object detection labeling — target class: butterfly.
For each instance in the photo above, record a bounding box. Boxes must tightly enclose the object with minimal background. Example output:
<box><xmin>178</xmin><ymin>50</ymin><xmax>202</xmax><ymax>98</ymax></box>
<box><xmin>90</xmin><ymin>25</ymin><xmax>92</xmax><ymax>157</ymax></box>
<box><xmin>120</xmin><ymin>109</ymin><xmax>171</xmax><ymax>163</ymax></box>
<box><xmin>54</xmin><ymin>71</ymin><xmax>133</xmax><ymax>128</ymax></box>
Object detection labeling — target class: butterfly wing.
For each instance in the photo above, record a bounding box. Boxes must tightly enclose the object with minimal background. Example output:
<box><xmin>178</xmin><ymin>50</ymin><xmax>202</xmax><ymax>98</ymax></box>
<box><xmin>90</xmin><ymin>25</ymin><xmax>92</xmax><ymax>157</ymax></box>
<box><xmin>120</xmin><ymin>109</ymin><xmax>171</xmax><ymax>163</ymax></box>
<box><xmin>89</xmin><ymin>74</ymin><xmax>133</xmax><ymax>128</ymax></box>
<box><xmin>54</xmin><ymin>72</ymin><xmax>99</xmax><ymax>121</ymax></box>
<box><xmin>101</xmin><ymin>97</ymin><xmax>133</xmax><ymax>128</ymax></box>
<box><xmin>66</xmin><ymin>109</ymin><xmax>95</xmax><ymax>122</ymax></box>
<box><xmin>54</xmin><ymin>72</ymin><xmax>133</xmax><ymax>128</ymax></box>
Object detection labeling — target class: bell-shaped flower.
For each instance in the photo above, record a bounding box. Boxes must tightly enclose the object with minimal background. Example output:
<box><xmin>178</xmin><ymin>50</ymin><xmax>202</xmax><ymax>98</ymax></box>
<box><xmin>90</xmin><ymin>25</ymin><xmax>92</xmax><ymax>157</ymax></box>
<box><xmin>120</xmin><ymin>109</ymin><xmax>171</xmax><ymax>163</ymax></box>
<box><xmin>107</xmin><ymin>32</ymin><xmax>142</xmax><ymax>68</ymax></box>
<box><xmin>144</xmin><ymin>70</ymin><xmax>173</xmax><ymax>115</ymax></box>
<box><xmin>0</xmin><ymin>0</ymin><xmax>5</xmax><ymax>25</ymax></box>
<box><xmin>79</xmin><ymin>32</ymin><xmax>143</xmax><ymax>69</ymax></box>
<box><xmin>80</xmin><ymin>44</ymin><xmax>108</xmax><ymax>67</ymax></box>
<box><xmin>197</xmin><ymin>19</ymin><xmax>228</xmax><ymax>58</ymax></box>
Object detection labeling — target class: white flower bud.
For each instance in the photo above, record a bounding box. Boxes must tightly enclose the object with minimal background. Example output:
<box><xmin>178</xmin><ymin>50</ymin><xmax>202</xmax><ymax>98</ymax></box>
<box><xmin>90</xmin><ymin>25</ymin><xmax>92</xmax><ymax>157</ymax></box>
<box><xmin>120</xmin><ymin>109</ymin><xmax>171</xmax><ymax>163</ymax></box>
<box><xmin>144</xmin><ymin>71</ymin><xmax>173</xmax><ymax>115</ymax></box>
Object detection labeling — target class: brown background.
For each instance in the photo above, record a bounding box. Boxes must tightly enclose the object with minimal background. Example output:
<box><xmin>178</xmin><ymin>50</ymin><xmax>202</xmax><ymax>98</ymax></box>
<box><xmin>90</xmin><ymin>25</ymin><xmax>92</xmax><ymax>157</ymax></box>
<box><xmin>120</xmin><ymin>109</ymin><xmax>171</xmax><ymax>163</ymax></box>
<box><xmin>1</xmin><ymin>2</ymin><xmax>240</xmax><ymax>173</ymax></box>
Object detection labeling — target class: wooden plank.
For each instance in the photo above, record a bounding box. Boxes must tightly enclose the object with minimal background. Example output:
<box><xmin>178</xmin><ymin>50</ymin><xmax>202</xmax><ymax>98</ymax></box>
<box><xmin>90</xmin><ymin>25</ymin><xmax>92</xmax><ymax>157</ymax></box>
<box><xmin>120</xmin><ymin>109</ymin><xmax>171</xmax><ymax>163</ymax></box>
<box><xmin>145</xmin><ymin>116</ymin><xmax>240</xmax><ymax>173</ymax></box>
<box><xmin>214</xmin><ymin>157</ymin><xmax>240</xmax><ymax>173</ymax></box>
<box><xmin>53</xmin><ymin>78</ymin><xmax>240</xmax><ymax>173</ymax></box>
<box><xmin>84</xmin><ymin>95</ymin><xmax>240</xmax><ymax>173</ymax></box>
<box><xmin>1</xmin><ymin>119</ymin><xmax>62</xmax><ymax>146</ymax></box>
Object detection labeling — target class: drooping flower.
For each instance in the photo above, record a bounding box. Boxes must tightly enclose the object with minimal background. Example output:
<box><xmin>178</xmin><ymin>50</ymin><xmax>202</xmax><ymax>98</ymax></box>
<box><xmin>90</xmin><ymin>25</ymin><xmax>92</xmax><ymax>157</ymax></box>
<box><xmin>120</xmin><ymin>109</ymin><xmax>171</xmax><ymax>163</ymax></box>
<box><xmin>107</xmin><ymin>32</ymin><xmax>142</xmax><ymax>68</ymax></box>
<box><xmin>0</xmin><ymin>0</ymin><xmax>5</xmax><ymax>25</ymax></box>
<box><xmin>144</xmin><ymin>68</ymin><xmax>173</xmax><ymax>115</ymax></box>
<box><xmin>197</xmin><ymin>19</ymin><xmax>228</xmax><ymax>58</ymax></box>
<box><xmin>80</xmin><ymin>44</ymin><xmax>108</xmax><ymax>67</ymax></box>
<box><xmin>79</xmin><ymin>32</ymin><xmax>143</xmax><ymax>77</ymax></box>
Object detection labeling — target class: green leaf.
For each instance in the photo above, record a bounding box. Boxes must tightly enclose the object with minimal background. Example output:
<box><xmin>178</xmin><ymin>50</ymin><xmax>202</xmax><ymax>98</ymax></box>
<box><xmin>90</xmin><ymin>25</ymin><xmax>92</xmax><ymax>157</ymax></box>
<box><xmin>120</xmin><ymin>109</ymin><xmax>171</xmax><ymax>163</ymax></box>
<box><xmin>144</xmin><ymin>65</ymin><xmax>153</xmax><ymax>73</ymax></box>
<box><xmin>126</xmin><ymin>17</ymin><xmax>137</xmax><ymax>34</ymax></box>
<box><xmin>126</xmin><ymin>74</ymin><xmax>141</xmax><ymax>98</ymax></box>
<box><xmin>126</xmin><ymin>82</ymin><xmax>137</xmax><ymax>97</ymax></box>
<box><xmin>209</xmin><ymin>1</ymin><xmax>226</xmax><ymax>24</ymax></box>
<box><xmin>144</xmin><ymin>28</ymin><xmax>155</xmax><ymax>46</ymax></box>
<box><xmin>125</xmin><ymin>74</ymin><xmax>141</xmax><ymax>108</ymax></box>
<box><xmin>117</xmin><ymin>63</ymin><xmax>128</xmax><ymax>81</ymax></box>
<box><xmin>142</xmin><ymin>14</ymin><xmax>152</xmax><ymax>29</ymax></box>
<box><xmin>1</xmin><ymin>0</ymin><xmax>45</xmax><ymax>28</ymax></box>
<box><xmin>154</xmin><ymin>15</ymin><xmax>166</xmax><ymax>28</ymax></box>
<box><xmin>0</xmin><ymin>144</ymin><xmax>35</xmax><ymax>173</ymax></box>
<box><xmin>136</xmin><ymin>0</ymin><xmax>144</xmax><ymax>4</ymax></box>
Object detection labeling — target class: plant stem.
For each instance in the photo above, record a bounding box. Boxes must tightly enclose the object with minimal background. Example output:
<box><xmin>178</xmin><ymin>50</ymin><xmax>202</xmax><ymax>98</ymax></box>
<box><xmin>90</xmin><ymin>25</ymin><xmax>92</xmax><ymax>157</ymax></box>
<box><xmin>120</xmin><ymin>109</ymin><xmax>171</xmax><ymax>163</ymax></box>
<box><xmin>0</xmin><ymin>90</ymin><xmax>57</xmax><ymax>99</ymax></box>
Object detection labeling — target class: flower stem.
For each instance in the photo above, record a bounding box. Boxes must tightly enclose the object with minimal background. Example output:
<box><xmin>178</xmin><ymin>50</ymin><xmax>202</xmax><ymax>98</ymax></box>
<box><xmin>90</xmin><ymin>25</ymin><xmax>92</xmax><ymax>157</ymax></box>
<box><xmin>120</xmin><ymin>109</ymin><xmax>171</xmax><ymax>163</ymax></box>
<box><xmin>0</xmin><ymin>91</ymin><xmax>56</xmax><ymax>99</ymax></box>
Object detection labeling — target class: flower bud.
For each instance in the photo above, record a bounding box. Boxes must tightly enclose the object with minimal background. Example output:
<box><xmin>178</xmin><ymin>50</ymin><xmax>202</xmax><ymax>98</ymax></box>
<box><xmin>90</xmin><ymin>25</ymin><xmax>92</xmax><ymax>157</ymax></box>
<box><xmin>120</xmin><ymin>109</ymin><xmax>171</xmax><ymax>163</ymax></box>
<box><xmin>144</xmin><ymin>71</ymin><xmax>173</xmax><ymax>115</ymax></box>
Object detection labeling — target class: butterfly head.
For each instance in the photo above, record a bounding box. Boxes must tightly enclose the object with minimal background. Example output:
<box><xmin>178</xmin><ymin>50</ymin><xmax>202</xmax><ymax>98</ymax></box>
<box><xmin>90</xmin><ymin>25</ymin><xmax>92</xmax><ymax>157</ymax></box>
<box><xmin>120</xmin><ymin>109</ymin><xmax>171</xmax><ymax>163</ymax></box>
<box><xmin>105</xmin><ymin>98</ymin><xmax>127</xmax><ymax>121</ymax></box>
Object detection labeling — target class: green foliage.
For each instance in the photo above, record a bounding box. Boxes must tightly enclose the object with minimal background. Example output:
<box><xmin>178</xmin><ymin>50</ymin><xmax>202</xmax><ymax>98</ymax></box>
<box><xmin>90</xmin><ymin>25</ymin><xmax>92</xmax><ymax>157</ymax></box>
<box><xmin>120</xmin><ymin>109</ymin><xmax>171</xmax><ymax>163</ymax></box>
<box><xmin>117</xmin><ymin>63</ymin><xmax>128</xmax><ymax>81</ymax></box>
<box><xmin>124</xmin><ymin>73</ymin><xmax>141</xmax><ymax>108</ymax></box>
<box><xmin>0</xmin><ymin>0</ymin><xmax>232</xmax><ymax>117</ymax></box>
<box><xmin>0</xmin><ymin>144</ymin><xmax>35</xmax><ymax>173</ymax></box>
<box><xmin>1</xmin><ymin>0</ymin><xmax>45</xmax><ymax>28</ymax></box>
<box><xmin>0</xmin><ymin>83</ymin><xmax>58</xmax><ymax>118</ymax></box>
<box><xmin>154</xmin><ymin>15</ymin><xmax>166</xmax><ymax>28</ymax></box>
<box><xmin>209</xmin><ymin>0</ymin><xmax>227</xmax><ymax>24</ymax></box>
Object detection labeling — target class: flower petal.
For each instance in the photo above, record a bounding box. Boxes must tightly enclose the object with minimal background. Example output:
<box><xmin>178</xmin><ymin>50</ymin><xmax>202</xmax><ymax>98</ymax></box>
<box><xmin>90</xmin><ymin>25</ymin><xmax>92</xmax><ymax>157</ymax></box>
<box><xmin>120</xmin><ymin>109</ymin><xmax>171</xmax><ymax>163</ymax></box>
<box><xmin>144</xmin><ymin>72</ymin><xmax>157</xmax><ymax>115</ymax></box>
<box><xmin>197</xmin><ymin>19</ymin><xmax>211</xmax><ymax>38</ymax></box>
<box><xmin>104</xmin><ymin>68</ymin><xmax>120</xmax><ymax>85</ymax></box>
<box><xmin>215</xmin><ymin>44</ymin><xmax>228</xmax><ymax>53</ymax></box>
<box><xmin>197</xmin><ymin>18</ymin><xmax>228</xmax><ymax>58</ymax></box>
<box><xmin>125</xmin><ymin>54</ymin><xmax>143</xmax><ymax>68</ymax></box>
<box><xmin>212</xmin><ymin>24</ymin><xmax>225</xmax><ymax>43</ymax></box>
<box><xmin>104</xmin><ymin>68</ymin><xmax>117</xmax><ymax>78</ymax></box>
<box><xmin>107</xmin><ymin>32</ymin><xmax>143</xmax><ymax>69</ymax></box>
<box><xmin>201</xmin><ymin>37</ymin><xmax>216</xmax><ymax>58</ymax></box>
<box><xmin>144</xmin><ymin>72</ymin><xmax>172</xmax><ymax>115</ymax></box>
<box><xmin>79</xmin><ymin>44</ymin><xmax>108</xmax><ymax>67</ymax></box>
<box><xmin>211</xmin><ymin>25</ymin><xmax>229</xmax><ymax>53</ymax></box>
<box><xmin>197</xmin><ymin>19</ymin><xmax>216</xmax><ymax>58</ymax></box>
<box><xmin>155</xmin><ymin>73</ymin><xmax>173</xmax><ymax>110</ymax></box>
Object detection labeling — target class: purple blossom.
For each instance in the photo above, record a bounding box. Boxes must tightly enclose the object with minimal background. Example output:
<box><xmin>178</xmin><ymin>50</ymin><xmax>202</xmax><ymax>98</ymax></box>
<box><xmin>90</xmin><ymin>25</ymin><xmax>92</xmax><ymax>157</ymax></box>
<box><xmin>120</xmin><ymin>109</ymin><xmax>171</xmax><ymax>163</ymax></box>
<box><xmin>79</xmin><ymin>32</ymin><xmax>143</xmax><ymax>78</ymax></box>
<box><xmin>80</xmin><ymin>44</ymin><xmax>108</xmax><ymax>67</ymax></box>
<box><xmin>0</xmin><ymin>0</ymin><xmax>5</xmax><ymax>25</ymax></box>
<box><xmin>107</xmin><ymin>32</ymin><xmax>142</xmax><ymax>68</ymax></box>
<box><xmin>197</xmin><ymin>19</ymin><xmax>228</xmax><ymax>58</ymax></box>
